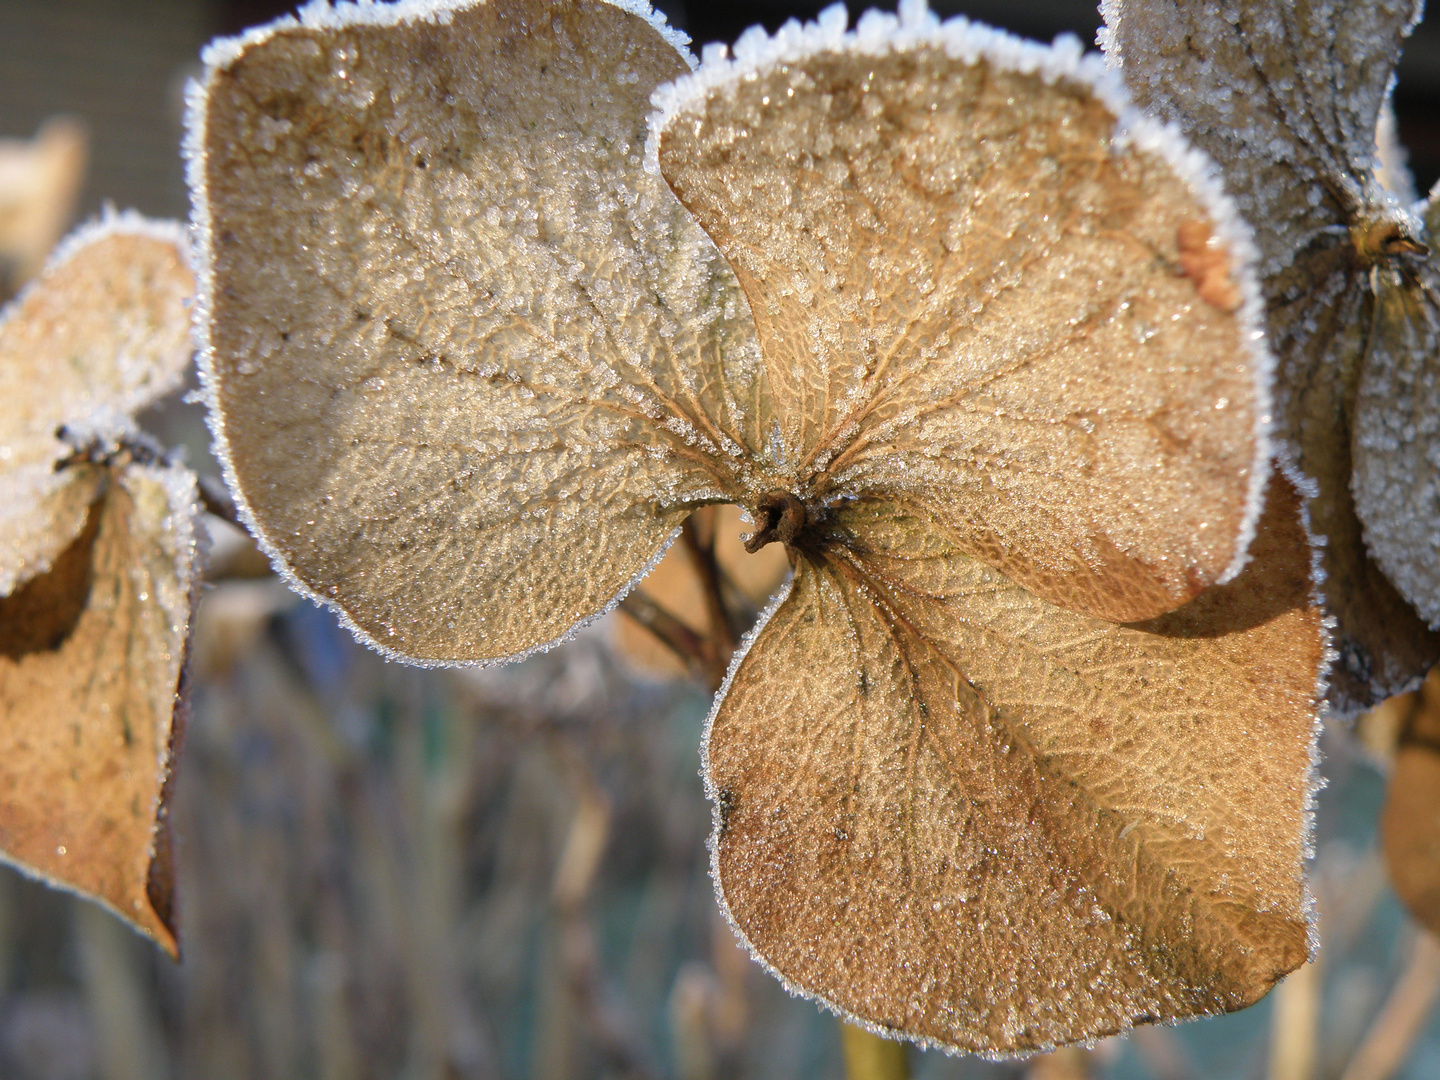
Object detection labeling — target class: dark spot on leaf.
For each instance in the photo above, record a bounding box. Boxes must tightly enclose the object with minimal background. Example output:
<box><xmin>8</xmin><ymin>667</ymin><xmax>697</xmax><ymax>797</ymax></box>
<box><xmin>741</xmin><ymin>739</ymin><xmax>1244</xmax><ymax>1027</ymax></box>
<box><xmin>1341</xmin><ymin>638</ymin><xmax>1373</xmax><ymax>684</ymax></box>
<box><xmin>716</xmin><ymin>786</ymin><xmax>738</xmax><ymax>837</ymax></box>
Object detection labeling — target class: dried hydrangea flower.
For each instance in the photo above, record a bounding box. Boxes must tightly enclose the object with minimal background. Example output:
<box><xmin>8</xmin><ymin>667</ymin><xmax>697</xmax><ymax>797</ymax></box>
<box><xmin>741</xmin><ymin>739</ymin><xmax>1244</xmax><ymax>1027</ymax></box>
<box><xmin>0</xmin><ymin>213</ymin><xmax>199</xmax><ymax>953</ymax></box>
<box><xmin>188</xmin><ymin>0</ymin><xmax>1323</xmax><ymax>1053</ymax></box>
<box><xmin>1101</xmin><ymin>0</ymin><xmax>1440</xmax><ymax>714</ymax></box>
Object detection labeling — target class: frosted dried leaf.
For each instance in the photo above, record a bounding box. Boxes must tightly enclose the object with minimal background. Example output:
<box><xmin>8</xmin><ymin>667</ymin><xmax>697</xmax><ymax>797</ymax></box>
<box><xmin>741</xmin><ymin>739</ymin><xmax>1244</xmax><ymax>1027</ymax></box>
<box><xmin>708</xmin><ymin>474</ymin><xmax>1319</xmax><ymax>1054</ymax></box>
<box><xmin>192</xmin><ymin>0</ymin><xmax>762</xmax><ymax>664</ymax></box>
<box><xmin>0</xmin><ymin>217</ymin><xmax>200</xmax><ymax>953</ymax></box>
<box><xmin>192</xmin><ymin>0</ymin><xmax>1321</xmax><ymax>1053</ymax></box>
<box><xmin>1353</xmin><ymin>186</ymin><xmax>1440</xmax><ymax>630</ymax></box>
<box><xmin>1102</xmin><ymin>0</ymin><xmax>1440</xmax><ymax>713</ymax></box>
<box><xmin>0</xmin><ymin>462</ymin><xmax>199</xmax><ymax>954</ymax></box>
<box><xmin>0</xmin><ymin>218</ymin><xmax>195</xmax><ymax>595</ymax></box>
<box><xmin>654</xmin><ymin>13</ymin><xmax>1273</xmax><ymax>626</ymax></box>
<box><xmin>0</xmin><ymin>118</ymin><xmax>87</xmax><ymax>300</ymax></box>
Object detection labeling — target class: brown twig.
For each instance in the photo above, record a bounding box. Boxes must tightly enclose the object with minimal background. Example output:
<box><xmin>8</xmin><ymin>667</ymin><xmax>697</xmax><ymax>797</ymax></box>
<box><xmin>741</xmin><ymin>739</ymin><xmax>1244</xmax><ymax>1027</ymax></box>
<box><xmin>198</xmin><ymin>474</ymin><xmax>241</xmax><ymax>528</ymax></box>
<box><xmin>618</xmin><ymin>590</ymin><xmax>718</xmax><ymax>686</ymax></box>
<box><xmin>681</xmin><ymin>516</ymin><xmax>737</xmax><ymax>684</ymax></box>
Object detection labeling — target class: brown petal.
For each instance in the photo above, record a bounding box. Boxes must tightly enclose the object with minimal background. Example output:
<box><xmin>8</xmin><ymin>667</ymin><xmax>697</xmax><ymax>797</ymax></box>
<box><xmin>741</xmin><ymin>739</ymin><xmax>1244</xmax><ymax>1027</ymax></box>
<box><xmin>657</xmin><ymin>26</ymin><xmax>1268</xmax><ymax>624</ymax></box>
<box><xmin>192</xmin><ymin>0</ymin><xmax>768</xmax><ymax>663</ymax></box>
<box><xmin>0</xmin><ymin>219</ymin><xmax>194</xmax><ymax>595</ymax></box>
<box><xmin>1353</xmin><ymin>195</ymin><xmax>1440</xmax><ymax>631</ymax></box>
<box><xmin>0</xmin><ymin>461</ymin><xmax>200</xmax><ymax>955</ymax></box>
<box><xmin>705</xmin><ymin>475</ymin><xmax>1321</xmax><ymax>1053</ymax></box>
<box><xmin>1102</xmin><ymin>0</ymin><xmax>1439</xmax><ymax>714</ymax></box>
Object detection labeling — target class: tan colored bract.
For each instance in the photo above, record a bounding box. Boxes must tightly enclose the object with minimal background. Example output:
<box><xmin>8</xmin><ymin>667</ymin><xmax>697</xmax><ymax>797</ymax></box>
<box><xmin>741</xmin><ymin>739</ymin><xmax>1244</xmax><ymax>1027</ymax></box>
<box><xmin>1102</xmin><ymin>0</ymin><xmax>1440</xmax><ymax>715</ymax></box>
<box><xmin>0</xmin><ymin>218</ymin><xmax>199</xmax><ymax>954</ymax></box>
<box><xmin>189</xmin><ymin>0</ymin><xmax>1323</xmax><ymax>1054</ymax></box>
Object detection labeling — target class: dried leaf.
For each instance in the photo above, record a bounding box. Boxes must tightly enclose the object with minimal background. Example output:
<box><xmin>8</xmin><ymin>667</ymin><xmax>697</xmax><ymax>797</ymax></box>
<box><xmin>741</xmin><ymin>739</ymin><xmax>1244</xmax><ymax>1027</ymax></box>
<box><xmin>0</xmin><ymin>219</ymin><xmax>195</xmax><ymax>595</ymax></box>
<box><xmin>0</xmin><ymin>218</ymin><xmax>200</xmax><ymax>953</ymax></box>
<box><xmin>1101</xmin><ymin>0</ymin><xmax>1440</xmax><ymax>713</ymax></box>
<box><xmin>1353</xmin><ymin>187</ymin><xmax>1440</xmax><ymax>630</ymax></box>
<box><xmin>0</xmin><ymin>117</ymin><xmax>88</xmax><ymax>300</ymax></box>
<box><xmin>705</xmin><ymin>474</ymin><xmax>1320</xmax><ymax>1053</ymax></box>
<box><xmin>655</xmin><ymin>15</ymin><xmax>1271</xmax><ymax>626</ymax></box>
<box><xmin>192</xmin><ymin>0</ymin><xmax>1322</xmax><ymax>1052</ymax></box>
<box><xmin>0</xmin><ymin>463</ymin><xmax>199</xmax><ymax>954</ymax></box>
<box><xmin>1383</xmin><ymin>669</ymin><xmax>1440</xmax><ymax>934</ymax></box>
<box><xmin>191</xmin><ymin>0</ymin><xmax>764</xmax><ymax>664</ymax></box>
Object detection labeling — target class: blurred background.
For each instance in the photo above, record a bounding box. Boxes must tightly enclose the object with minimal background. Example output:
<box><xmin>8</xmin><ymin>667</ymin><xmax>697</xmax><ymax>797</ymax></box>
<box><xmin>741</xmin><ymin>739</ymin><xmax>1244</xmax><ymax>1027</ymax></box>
<box><xmin>3</xmin><ymin>2</ymin><xmax>1440</xmax><ymax>1079</ymax></box>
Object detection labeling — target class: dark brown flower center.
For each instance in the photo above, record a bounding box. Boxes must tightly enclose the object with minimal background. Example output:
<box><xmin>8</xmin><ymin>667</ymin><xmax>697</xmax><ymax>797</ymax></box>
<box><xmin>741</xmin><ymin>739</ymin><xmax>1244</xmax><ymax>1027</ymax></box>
<box><xmin>745</xmin><ymin>490</ymin><xmax>807</xmax><ymax>553</ymax></box>
<box><xmin>1351</xmin><ymin>216</ymin><xmax>1429</xmax><ymax>265</ymax></box>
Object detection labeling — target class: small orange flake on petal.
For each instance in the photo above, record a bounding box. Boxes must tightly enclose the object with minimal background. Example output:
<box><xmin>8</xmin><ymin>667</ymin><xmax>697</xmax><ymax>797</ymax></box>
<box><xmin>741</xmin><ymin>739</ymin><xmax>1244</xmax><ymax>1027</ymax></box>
<box><xmin>1177</xmin><ymin>220</ymin><xmax>1242</xmax><ymax>312</ymax></box>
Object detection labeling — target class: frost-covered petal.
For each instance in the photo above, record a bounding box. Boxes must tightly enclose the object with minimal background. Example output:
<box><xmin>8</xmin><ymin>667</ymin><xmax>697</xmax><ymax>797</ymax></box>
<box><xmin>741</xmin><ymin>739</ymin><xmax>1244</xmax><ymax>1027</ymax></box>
<box><xmin>189</xmin><ymin>0</ymin><xmax>771</xmax><ymax>664</ymax></box>
<box><xmin>655</xmin><ymin>11</ymin><xmax>1272</xmax><ymax>624</ymax></box>
<box><xmin>0</xmin><ymin>215</ymin><xmax>194</xmax><ymax>595</ymax></box>
<box><xmin>1101</xmin><ymin>0</ymin><xmax>1418</xmax><ymax>282</ymax></box>
<box><xmin>705</xmin><ymin>477</ymin><xmax>1322</xmax><ymax>1054</ymax></box>
<box><xmin>0</xmin><ymin>459</ymin><xmax>201</xmax><ymax>956</ymax></box>
<box><xmin>1354</xmin><ymin>188</ymin><xmax>1440</xmax><ymax>629</ymax></box>
<box><xmin>1102</xmin><ymin>0</ymin><xmax>1438</xmax><ymax>712</ymax></box>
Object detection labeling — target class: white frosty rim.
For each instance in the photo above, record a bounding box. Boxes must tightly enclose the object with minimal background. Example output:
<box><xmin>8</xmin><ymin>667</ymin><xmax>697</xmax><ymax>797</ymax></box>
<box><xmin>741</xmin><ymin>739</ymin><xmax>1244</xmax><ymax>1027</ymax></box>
<box><xmin>184</xmin><ymin>0</ymin><xmax>698</xmax><ymax>669</ymax></box>
<box><xmin>1273</xmin><ymin>453</ymin><xmax>1331</xmax><ymax>961</ymax></box>
<box><xmin>200</xmin><ymin>0</ymin><xmax>693</xmax><ymax>70</ymax></box>
<box><xmin>648</xmin><ymin>0</ymin><xmax>1277</xmax><ymax>591</ymax></box>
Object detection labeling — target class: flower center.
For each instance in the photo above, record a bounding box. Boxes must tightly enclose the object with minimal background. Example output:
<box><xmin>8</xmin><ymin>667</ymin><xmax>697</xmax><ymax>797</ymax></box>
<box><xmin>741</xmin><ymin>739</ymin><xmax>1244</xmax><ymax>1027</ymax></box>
<box><xmin>1351</xmin><ymin>215</ymin><xmax>1429</xmax><ymax>265</ymax></box>
<box><xmin>745</xmin><ymin>490</ymin><xmax>807</xmax><ymax>553</ymax></box>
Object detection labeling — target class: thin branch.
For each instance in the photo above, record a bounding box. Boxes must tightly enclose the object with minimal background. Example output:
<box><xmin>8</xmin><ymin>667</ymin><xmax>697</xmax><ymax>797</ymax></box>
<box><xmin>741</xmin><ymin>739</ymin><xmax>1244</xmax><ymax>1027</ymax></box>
<box><xmin>618</xmin><ymin>591</ymin><xmax>715</xmax><ymax>685</ymax></box>
<box><xmin>198</xmin><ymin>474</ymin><xmax>241</xmax><ymax>529</ymax></box>
<box><xmin>682</xmin><ymin>515</ymin><xmax>738</xmax><ymax>679</ymax></box>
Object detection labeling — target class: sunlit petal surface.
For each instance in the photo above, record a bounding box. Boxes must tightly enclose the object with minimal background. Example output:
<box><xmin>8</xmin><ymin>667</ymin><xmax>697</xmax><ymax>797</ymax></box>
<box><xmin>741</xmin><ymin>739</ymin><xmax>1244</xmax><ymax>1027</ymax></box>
<box><xmin>192</xmin><ymin>0</ymin><xmax>769</xmax><ymax>664</ymax></box>
<box><xmin>708</xmin><ymin>475</ymin><xmax>1319</xmax><ymax>1052</ymax></box>
<box><xmin>1102</xmin><ymin>0</ymin><xmax>1440</xmax><ymax>713</ymax></box>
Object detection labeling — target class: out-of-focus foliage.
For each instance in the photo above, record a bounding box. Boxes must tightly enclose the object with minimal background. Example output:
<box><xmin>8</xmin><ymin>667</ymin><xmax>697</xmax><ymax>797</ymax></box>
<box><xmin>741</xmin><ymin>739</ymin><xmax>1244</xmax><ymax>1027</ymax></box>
<box><xmin>0</xmin><ymin>118</ymin><xmax>85</xmax><ymax>302</ymax></box>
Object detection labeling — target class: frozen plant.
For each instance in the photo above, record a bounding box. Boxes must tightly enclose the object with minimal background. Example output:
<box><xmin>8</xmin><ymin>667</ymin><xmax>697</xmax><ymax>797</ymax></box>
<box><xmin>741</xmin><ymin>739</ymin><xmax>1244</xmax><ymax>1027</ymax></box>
<box><xmin>184</xmin><ymin>0</ymin><xmax>1329</xmax><ymax>1055</ymax></box>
